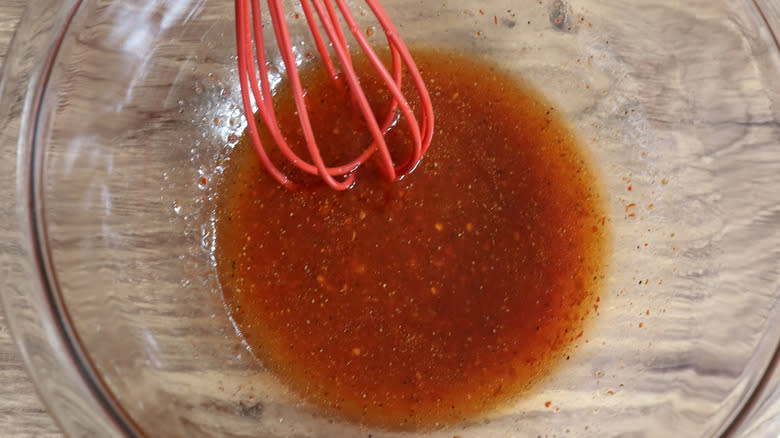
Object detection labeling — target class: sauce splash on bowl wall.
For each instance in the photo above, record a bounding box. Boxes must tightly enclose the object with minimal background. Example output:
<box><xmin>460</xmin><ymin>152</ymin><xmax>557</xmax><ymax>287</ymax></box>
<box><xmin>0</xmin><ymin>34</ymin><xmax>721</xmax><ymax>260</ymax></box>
<box><xmin>214</xmin><ymin>48</ymin><xmax>609</xmax><ymax>429</ymax></box>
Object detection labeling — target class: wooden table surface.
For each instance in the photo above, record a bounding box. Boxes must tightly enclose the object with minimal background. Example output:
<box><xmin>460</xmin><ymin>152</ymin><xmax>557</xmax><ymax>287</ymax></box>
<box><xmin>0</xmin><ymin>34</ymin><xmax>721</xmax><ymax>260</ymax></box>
<box><xmin>0</xmin><ymin>2</ymin><xmax>63</xmax><ymax>437</ymax></box>
<box><xmin>0</xmin><ymin>2</ymin><xmax>777</xmax><ymax>438</ymax></box>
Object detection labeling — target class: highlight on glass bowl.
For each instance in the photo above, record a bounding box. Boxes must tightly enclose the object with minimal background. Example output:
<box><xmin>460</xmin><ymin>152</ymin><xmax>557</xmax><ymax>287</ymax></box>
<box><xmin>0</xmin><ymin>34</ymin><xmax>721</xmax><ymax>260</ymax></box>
<box><xmin>0</xmin><ymin>0</ymin><xmax>778</xmax><ymax>437</ymax></box>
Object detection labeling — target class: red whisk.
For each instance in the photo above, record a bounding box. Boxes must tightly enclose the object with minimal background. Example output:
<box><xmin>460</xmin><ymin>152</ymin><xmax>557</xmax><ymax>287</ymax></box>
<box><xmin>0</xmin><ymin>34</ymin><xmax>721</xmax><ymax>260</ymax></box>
<box><xmin>234</xmin><ymin>0</ymin><xmax>434</xmax><ymax>190</ymax></box>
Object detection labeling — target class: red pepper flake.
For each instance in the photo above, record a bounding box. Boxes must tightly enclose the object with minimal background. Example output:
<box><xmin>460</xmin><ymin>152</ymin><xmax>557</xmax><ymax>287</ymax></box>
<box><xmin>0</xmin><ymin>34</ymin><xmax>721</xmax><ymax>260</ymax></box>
<box><xmin>494</xmin><ymin>15</ymin><xmax>498</xmax><ymax>25</ymax></box>
<box><xmin>545</xmin><ymin>401</ymin><xmax>551</xmax><ymax>407</ymax></box>
<box><xmin>627</xmin><ymin>185</ymin><xmax>632</xmax><ymax>191</ymax></box>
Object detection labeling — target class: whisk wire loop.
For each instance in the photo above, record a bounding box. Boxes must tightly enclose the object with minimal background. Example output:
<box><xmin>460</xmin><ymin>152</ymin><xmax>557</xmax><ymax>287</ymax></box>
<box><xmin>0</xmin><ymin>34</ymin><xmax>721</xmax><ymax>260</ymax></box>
<box><xmin>235</xmin><ymin>0</ymin><xmax>434</xmax><ymax>189</ymax></box>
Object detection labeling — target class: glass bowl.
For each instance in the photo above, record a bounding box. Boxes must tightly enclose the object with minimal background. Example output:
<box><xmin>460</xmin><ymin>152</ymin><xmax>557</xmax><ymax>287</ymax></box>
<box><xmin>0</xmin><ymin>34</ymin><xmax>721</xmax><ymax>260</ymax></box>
<box><xmin>1</xmin><ymin>0</ymin><xmax>779</xmax><ymax>436</ymax></box>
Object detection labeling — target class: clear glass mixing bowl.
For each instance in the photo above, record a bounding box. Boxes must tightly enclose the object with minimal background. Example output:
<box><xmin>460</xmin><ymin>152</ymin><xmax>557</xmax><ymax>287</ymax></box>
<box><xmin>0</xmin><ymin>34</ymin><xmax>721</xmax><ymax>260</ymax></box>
<box><xmin>1</xmin><ymin>0</ymin><xmax>779</xmax><ymax>436</ymax></box>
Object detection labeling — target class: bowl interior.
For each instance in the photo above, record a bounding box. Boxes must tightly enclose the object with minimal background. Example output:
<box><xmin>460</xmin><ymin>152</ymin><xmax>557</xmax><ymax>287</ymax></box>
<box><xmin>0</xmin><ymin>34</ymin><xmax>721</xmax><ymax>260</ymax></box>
<box><xmin>22</xmin><ymin>0</ymin><xmax>780</xmax><ymax>436</ymax></box>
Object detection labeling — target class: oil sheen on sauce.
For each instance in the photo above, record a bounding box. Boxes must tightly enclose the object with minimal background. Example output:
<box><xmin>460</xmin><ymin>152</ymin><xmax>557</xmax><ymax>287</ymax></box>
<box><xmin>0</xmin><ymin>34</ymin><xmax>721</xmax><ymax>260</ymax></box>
<box><xmin>214</xmin><ymin>48</ymin><xmax>609</xmax><ymax>429</ymax></box>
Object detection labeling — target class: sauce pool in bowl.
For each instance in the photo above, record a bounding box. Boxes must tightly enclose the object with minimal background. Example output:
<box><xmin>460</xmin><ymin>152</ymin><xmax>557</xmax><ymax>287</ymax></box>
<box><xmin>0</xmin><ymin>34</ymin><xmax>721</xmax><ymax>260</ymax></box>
<box><xmin>214</xmin><ymin>48</ymin><xmax>609</xmax><ymax>429</ymax></box>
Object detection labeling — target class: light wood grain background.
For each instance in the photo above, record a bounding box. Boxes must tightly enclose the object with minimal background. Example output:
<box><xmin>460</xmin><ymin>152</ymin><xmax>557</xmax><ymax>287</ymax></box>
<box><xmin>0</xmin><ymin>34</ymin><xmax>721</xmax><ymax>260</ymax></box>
<box><xmin>0</xmin><ymin>1</ymin><xmax>63</xmax><ymax>436</ymax></box>
<box><xmin>0</xmin><ymin>1</ymin><xmax>777</xmax><ymax>437</ymax></box>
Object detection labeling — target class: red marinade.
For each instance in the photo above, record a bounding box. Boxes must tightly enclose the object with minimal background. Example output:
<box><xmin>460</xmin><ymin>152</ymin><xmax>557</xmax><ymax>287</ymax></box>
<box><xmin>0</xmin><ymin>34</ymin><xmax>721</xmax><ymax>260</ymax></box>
<box><xmin>215</xmin><ymin>48</ymin><xmax>608</xmax><ymax>429</ymax></box>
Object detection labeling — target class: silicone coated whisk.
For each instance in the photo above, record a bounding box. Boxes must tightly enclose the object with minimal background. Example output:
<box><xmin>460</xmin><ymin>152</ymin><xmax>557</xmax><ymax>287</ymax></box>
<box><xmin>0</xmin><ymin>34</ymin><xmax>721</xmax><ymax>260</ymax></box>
<box><xmin>234</xmin><ymin>0</ymin><xmax>434</xmax><ymax>190</ymax></box>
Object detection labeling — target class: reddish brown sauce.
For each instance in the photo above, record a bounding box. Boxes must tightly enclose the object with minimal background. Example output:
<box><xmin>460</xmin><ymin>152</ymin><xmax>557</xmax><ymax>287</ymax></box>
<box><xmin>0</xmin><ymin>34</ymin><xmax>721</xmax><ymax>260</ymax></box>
<box><xmin>215</xmin><ymin>48</ymin><xmax>608</xmax><ymax>429</ymax></box>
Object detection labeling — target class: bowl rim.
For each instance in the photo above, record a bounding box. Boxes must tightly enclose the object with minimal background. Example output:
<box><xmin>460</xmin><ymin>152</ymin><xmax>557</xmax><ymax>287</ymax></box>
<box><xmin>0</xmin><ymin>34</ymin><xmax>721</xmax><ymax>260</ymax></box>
<box><xmin>1</xmin><ymin>0</ymin><xmax>139</xmax><ymax>436</ymax></box>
